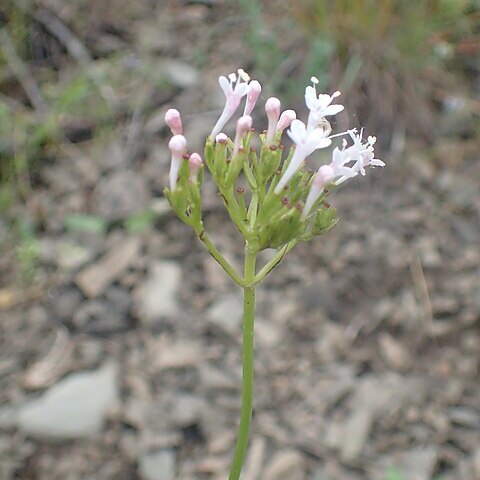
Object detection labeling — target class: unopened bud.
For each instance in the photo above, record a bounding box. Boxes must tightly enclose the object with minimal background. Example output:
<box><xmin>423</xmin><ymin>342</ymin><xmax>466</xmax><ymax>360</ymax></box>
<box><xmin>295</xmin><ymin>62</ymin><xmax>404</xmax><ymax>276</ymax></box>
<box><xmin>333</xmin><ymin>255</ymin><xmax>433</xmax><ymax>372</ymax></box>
<box><xmin>265</xmin><ymin>97</ymin><xmax>281</xmax><ymax>144</ymax></box>
<box><xmin>244</xmin><ymin>80</ymin><xmax>262</xmax><ymax>116</ymax></box>
<box><xmin>165</xmin><ymin>108</ymin><xmax>183</xmax><ymax>135</ymax></box>
<box><xmin>215</xmin><ymin>133</ymin><xmax>229</xmax><ymax>144</ymax></box>
<box><xmin>188</xmin><ymin>152</ymin><xmax>203</xmax><ymax>181</ymax></box>
<box><xmin>233</xmin><ymin>115</ymin><xmax>253</xmax><ymax>155</ymax></box>
<box><xmin>168</xmin><ymin>134</ymin><xmax>188</xmax><ymax>190</ymax></box>
<box><xmin>277</xmin><ymin>110</ymin><xmax>297</xmax><ymax>133</ymax></box>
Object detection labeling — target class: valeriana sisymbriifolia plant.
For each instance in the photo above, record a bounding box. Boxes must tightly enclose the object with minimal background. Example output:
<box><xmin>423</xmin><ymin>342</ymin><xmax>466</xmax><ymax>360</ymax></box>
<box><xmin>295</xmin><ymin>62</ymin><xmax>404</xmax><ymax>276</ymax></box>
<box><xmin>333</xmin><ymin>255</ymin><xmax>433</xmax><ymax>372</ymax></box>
<box><xmin>163</xmin><ymin>69</ymin><xmax>385</xmax><ymax>480</ymax></box>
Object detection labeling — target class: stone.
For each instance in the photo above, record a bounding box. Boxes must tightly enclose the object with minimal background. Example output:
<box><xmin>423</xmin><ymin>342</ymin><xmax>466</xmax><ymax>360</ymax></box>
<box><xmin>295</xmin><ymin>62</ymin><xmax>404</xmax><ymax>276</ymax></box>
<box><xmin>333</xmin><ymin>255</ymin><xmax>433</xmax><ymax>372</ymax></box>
<box><xmin>51</xmin><ymin>287</ymin><xmax>83</xmax><ymax>322</ymax></box>
<box><xmin>263</xmin><ymin>450</ymin><xmax>305</xmax><ymax>480</ymax></box>
<box><xmin>18</xmin><ymin>363</ymin><xmax>118</xmax><ymax>440</ymax></box>
<box><xmin>166</xmin><ymin>394</ymin><xmax>206</xmax><ymax>428</ymax></box>
<box><xmin>161</xmin><ymin>60</ymin><xmax>199</xmax><ymax>88</ymax></box>
<box><xmin>133</xmin><ymin>261</ymin><xmax>182</xmax><ymax>325</ymax></box>
<box><xmin>138</xmin><ymin>449</ymin><xmax>176</xmax><ymax>480</ymax></box>
<box><xmin>397</xmin><ymin>447</ymin><xmax>438</xmax><ymax>480</ymax></box>
<box><xmin>154</xmin><ymin>339</ymin><xmax>203</xmax><ymax>370</ymax></box>
<box><xmin>72</xmin><ymin>299</ymin><xmax>129</xmax><ymax>335</ymax></box>
<box><xmin>56</xmin><ymin>241</ymin><xmax>94</xmax><ymax>271</ymax></box>
<box><xmin>92</xmin><ymin>170</ymin><xmax>151</xmax><ymax>221</ymax></box>
<box><xmin>378</xmin><ymin>333</ymin><xmax>412</xmax><ymax>371</ymax></box>
<box><xmin>75</xmin><ymin>236</ymin><xmax>141</xmax><ymax>298</ymax></box>
<box><xmin>207</xmin><ymin>293</ymin><xmax>243</xmax><ymax>336</ymax></box>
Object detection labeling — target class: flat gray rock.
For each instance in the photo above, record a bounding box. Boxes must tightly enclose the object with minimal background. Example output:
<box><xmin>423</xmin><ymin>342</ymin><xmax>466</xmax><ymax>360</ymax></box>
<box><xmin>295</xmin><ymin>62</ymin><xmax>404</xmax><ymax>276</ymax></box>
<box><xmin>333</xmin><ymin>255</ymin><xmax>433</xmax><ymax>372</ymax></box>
<box><xmin>133</xmin><ymin>261</ymin><xmax>182</xmax><ymax>325</ymax></box>
<box><xmin>75</xmin><ymin>236</ymin><xmax>141</xmax><ymax>298</ymax></box>
<box><xmin>207</xmin><ymin>293</ymin><xmax>243</xmax><ymax>336</ymax></box>
<box><xmin>139</xmin><ymin>449</ymin><xmax>176</xmax><ymax>480</ymax></box>
<box><xmin>263</xmin><ymin>449</ymin><xmax>305</xmax><ymax>480</ymax></box>
<box><xmin>18</xmin><ymin>363</ymin><xmax>118</xmax><ymax>440</ymax></box>
<box><xmin>92</xmin><ymin>170</ymin><xmax>151</xmax><ymax>221</ymax></box>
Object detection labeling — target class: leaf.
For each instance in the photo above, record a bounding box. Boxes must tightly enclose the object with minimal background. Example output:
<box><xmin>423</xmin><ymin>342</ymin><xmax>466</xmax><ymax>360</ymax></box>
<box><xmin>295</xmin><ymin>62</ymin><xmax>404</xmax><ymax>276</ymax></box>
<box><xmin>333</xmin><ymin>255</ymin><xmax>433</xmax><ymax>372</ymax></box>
<box><xmin>64</xmin><ymin>214</ymin><xmax>107</xmax><ymax>234</ymax></box>
<box><xmin>123</xmin><ymin>210</ymin><xmax>155</xmax><ymax>233</ymax></box>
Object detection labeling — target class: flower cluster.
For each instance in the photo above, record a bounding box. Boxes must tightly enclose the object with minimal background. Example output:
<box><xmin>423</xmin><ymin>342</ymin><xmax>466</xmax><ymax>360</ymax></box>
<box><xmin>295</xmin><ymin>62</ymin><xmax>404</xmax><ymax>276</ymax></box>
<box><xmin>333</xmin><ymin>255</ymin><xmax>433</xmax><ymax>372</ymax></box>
<box><xmin>164</xmin><ymin>70</ymin><xmax>384</xmax><ymax>253</ymax></box>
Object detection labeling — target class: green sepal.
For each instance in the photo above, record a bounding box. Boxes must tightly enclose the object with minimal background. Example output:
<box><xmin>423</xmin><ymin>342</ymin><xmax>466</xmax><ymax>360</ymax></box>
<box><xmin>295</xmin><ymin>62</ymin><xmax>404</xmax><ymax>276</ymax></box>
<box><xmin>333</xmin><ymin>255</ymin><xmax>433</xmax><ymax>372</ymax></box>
<box><xmin>214</xmin><ymin>141</ymin><xmax>230</xmax><ymax>183</ymax></box>
<box><xmin>258</xmin><ymin>146</ymin><xmax>282</xmax><ymax>185</ymax></box>
<box><xmin>256</xmin><ymin>207</ymin><xmax>303</xmax><ymax>251</ymax></box>
<box><xmin>310</xmin><ymin>206</ymin><xmax>338</xmax><ymax>237</ymax></box>
<box><xmin>204</xmin><ymin>138</ymin><xmax>215</xmax><ymax>174</ymax></box>
<box><xmin>225</xmin><ymin>149</ymin><xmax>247</xmax><ymax>189</ymax></box>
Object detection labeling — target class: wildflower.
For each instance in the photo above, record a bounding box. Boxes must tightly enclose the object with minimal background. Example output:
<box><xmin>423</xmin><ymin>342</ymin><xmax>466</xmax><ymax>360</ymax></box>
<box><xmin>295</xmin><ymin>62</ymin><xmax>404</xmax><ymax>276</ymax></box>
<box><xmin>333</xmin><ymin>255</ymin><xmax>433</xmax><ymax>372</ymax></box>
<box><xmin>165</xmin><ymin>108</ymin><xmax>183</xmax><ymax>135</ymax></box>
<box><xmin>305</xmin><ymin>77</ymin><xmax>344</xmax><ymax>131</ymax></box>
<box><xmin>244</xmin><ymin>80</ymin><xmax>262</xmax><ymax>116</ymax></box>
<box><xmin>211</xmin><ymin>70</ymin><xmax>250</xmax><ymax>139</ymax></box>
<box><xmin>344</xmin><ymin>129</ymin><xmax>385</xmax><ymax>176</ymax></box>
<box><xmin>233</xmin><ymin>115</ymin><xmax>253</xmax><ymax>156</ymax></box>
<box><xmin>189</xmin><ymin>153</ymin><xmax>203</xmax><ymax>181</ymax></box>
<box><xmin>168</xmin><ymin>134</ymin><xmax>188</xmax><ymax>191</ymax></box>
<box><xmin>277</xmin><ymin>110</ymin><xmax>297</xmax><ymax>133</ymax></box>
<box><xmin>302</xmin><ymin>147</ymin><xmax>357</xmax><ymax>217</ymax></box>
<box><xmin>274</xmin><ymin>119</ymin><xmax>332</xmax><ymax>194</ymax></box>
<box><xmin>265</xmin><ymin>97</ymin><xmax>281</xmax><ymax>144</ymax></box>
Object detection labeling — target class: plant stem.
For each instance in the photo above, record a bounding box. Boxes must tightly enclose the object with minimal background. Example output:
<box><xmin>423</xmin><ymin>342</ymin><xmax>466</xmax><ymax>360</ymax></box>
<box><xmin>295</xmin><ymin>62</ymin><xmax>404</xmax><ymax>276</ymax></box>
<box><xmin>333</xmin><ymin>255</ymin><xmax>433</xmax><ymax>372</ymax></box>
<box><xmin>196</xmin><ymin>228</ymin><xmax>245</xmax><ymax>286</ymax></box>
<box><xmin>228</xmin><ymin>248</ymin><xmax>257</xmax><ymax>480</ymax></box>
<box><xmin>253</xmin><ymin>239</ymin><xmax>297</xmax><ymax>285</ymax></box>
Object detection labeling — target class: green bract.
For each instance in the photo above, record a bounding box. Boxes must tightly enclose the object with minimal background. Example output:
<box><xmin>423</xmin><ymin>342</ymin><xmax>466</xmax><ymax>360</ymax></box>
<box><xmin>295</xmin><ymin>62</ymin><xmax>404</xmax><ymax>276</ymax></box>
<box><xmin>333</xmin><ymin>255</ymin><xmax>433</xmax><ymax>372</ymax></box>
<box><xmin>164</xmin><ymin>133</ymin><xmax>338</xmax><ymax>256</ymax></box>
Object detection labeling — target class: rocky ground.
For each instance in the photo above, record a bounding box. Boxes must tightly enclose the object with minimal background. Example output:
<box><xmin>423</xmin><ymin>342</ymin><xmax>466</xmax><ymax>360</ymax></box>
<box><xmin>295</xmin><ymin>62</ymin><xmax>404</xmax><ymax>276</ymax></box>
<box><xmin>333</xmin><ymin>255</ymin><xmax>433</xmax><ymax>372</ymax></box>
<box><xmin>0</xmin><ymin>2</ymin><xmax>479</xmax><ymax>480</ymax></box>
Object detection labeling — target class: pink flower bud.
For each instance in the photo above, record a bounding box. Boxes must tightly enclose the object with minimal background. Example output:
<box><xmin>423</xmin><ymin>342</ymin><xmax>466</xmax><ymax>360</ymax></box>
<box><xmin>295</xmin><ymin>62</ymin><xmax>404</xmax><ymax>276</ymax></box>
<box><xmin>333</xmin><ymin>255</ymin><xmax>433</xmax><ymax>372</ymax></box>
<box><xmin>233</xmin><ymin>115</ymin><xmax>252</xmax><ymax>155</ymax></box>
<box><xmin>188</xmin><ymin>152</ymin><xmax>203</xmax><ymax>181</ymax></box>
<box><xmin>302</xmin><ymin>165</ymin><xmax>334</xmax><ymax>218</ymax></box>
<box><xmin>244</xmin><ymin>80</ymin><xmax>262</xmax><ymax>116</ymax></box>
<box><xmin>277</xmin><ymin>109</ymin><xmax>297</xmax><ymax>133</ymax></box>
<box><xmin>168</xmin><ymin>134</ymin><xmax>187</xmax><ymax>190</ymax></box>
<box><xmin>165</xmin><ymin>108</ymin><xmax>183</xmax><ymax>135</ymax></box>
<box><xmin>215</xmin><ymin>133</ymin><xmax>229</xmax><ymax>144</ymax></box>
<box><xmin>265</xmin><ymin>97</ymin><xmax>281</xmax><ymax>144</ymax></box>
<box><xmin>315</xmin><ymin>164</ymin><xmax>335</xmax><ymax>187</ymax></box>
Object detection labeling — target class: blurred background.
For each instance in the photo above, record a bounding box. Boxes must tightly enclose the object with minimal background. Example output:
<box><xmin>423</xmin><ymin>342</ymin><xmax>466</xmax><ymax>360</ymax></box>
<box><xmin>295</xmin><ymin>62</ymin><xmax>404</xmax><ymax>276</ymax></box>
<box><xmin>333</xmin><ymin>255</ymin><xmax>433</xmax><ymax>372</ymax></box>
<box><xmin>0</xmin><ymin>0</ymin><xmax>479</xmax><ymax>479</ymax></box>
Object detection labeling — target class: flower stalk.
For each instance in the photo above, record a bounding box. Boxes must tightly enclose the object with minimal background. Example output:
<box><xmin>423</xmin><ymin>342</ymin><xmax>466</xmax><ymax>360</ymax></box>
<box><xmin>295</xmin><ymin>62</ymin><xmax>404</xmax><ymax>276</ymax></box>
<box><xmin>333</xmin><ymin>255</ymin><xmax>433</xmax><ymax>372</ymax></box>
<box><xmin>163</xmin><ymin>68</ymin><xmax>384</xmax><ymax>480</ymax></box>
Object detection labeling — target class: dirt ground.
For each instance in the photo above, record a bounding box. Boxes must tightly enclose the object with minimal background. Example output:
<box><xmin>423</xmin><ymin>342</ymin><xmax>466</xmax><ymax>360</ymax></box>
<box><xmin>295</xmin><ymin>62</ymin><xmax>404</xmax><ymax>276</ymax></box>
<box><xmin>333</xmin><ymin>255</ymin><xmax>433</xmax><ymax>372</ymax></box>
<box><xmin>0</xmin><ymin>2</ymin><xmax>479</xmax><ymax>480</ymax></box>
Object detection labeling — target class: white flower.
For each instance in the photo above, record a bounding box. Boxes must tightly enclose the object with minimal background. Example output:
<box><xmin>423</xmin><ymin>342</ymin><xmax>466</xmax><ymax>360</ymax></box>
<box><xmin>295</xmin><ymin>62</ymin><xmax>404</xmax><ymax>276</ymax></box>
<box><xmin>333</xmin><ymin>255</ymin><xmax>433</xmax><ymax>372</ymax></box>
<box><xmin>305</xmin><ymin>77</ymin><xmax>344</xmax><ymax>131</ymax></box>
<box><xmin>302</xmin><ymin>147</ymin><xmax>357</xmax><ymax>218</ymax></box>
<box><xmin>168</xmin><ymin>135</ymin><xmax>188</xmax><ymax>191</ymax></box>
<box><xmin>344</xmin><ymin>129</ymin><xmax>385</xmax><ymax>176</ymax></box>
<box><xmin>274</xmin><ymin>119</ymin><xmax>332</xmax><ymax>194</ymax></box>
<box><xmin>210</xmin><ymin>70</ymin><xmax>250</xmax><ymax>139</ymax></box>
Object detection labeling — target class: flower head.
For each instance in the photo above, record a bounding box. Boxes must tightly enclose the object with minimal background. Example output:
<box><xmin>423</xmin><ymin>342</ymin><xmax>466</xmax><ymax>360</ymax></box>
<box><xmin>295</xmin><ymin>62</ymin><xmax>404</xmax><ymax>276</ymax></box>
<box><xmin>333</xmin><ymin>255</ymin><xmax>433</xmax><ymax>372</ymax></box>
<box><xmin>302</xmin><ymin>148</ymin><xmax>357</xmax><ymax>217</ymax></box>
<box><xmin>210</xmin><ymin>70</ymin><xmax>250</xmax><ymax>139</ymax></box>
<box><xmin>274</xmin><ymin>119</ymin><xmax>332</xmax><ymax>194</ymax></box>
<box><xmin>168</xmin><ymin>135</ymin><xmax>188</xmax><ymax>191</ymax></box>
<box><xmin>305</xmin><ymin>77</ymin><xmax>344</xmax><ymax>131</ymax></box>
<box><xmin>343</xmin><ymin>129</ymin><xmax>385</xmax><ymax>176</ymax></box>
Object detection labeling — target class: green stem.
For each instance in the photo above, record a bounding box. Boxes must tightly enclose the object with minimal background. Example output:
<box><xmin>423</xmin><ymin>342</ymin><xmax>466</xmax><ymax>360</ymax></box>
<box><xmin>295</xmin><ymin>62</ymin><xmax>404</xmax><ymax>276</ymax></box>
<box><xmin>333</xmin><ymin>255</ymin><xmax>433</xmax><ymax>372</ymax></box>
<box><xmin>253</xmin><ymin>239</ymin><xmax>297</xmax><ymax>285</ymax></box>
<box><xmin>196</xmin><ymin>229</ymin><xmax>245</xmax><ymax>286</ymax></box>
<box><xmin>228</xmin><ymin>248</ymin><xmax>257</xmax><ymax>480</ymax></box>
